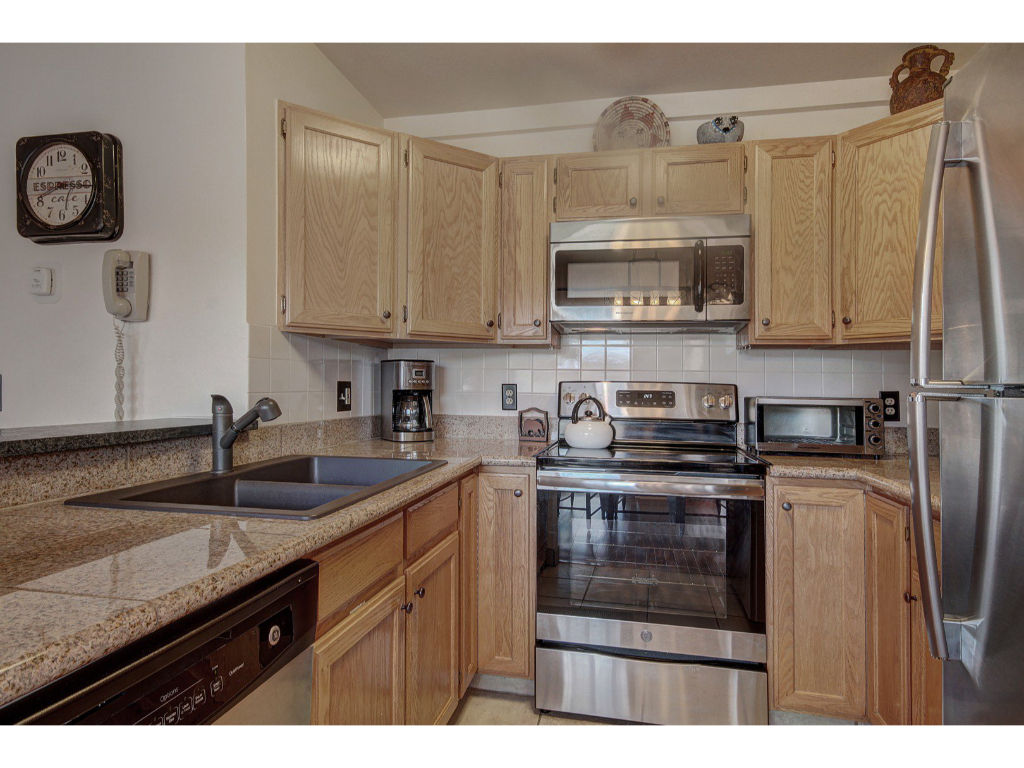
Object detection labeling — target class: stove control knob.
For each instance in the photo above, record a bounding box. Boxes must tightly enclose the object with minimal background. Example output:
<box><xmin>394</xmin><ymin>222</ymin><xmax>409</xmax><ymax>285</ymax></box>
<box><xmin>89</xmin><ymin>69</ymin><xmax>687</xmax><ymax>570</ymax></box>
<box><xmin>702</xmin><ymin>394</ymin><xmax>716</xmax><ymax>409</ymax></box>
<box><xmin>719</xmin><ymin>394</ymin><xmax>734</xmax><ymax>410</ymax></box>
<box><xmin>562</xmin><ymin>392</ymin><xmax>575</xmax><ymax>405</ymax></box>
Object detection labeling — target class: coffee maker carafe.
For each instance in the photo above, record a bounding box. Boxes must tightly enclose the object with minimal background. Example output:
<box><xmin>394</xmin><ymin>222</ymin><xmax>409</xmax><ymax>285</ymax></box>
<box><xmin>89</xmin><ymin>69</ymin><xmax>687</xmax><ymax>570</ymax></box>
<box><xmin>381</xmin><ymin>360</ymin><xmax>435</xmax><ymax>442</ymax></box>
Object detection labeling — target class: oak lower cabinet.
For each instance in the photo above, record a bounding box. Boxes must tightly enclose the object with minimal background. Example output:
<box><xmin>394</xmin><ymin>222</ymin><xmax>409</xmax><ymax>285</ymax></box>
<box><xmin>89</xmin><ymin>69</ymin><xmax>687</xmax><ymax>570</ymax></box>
<box><xmin>555</xmin><ymin>150</ymin><xmax>644</xmax><ymax>219</ymax></box>
<box><xmin>834</xmin><ymin>100</ymin><xmax>943</xmax><ymax>342</ymax></box>
<box><xmin>404</xmin><ymin>533</ymin><xmax>461</xmax><ymax>725</ymax></box>
<box><xmin>649</xmin><ymin>144</ymin><xmax>745</xmax><ymax>216</ymax></box>
<box><xmin>499</xmin><ymin>157</ymin><xmax>551</xmax><ymax>343</ymax></box>
<box><xmin>278</xmin><ymin>102</ymin><xmax>397</xmax><ymax>338</ymax></box>
<box><xmin>476</xmin><ymin>468</ymin><xmax>535</xmax><ymax>678</ymax></box>
<box><xmin>866</xmin><ymin>493</ymin><xmax>942</xmax><ymax>724</ymax></box>
<box><xmin>749</xmin><ymin>137</ymin><xmax>835</xmax><ymax>343</ymax></box>
<box><xmin>458</xmin><ymin>475</ymin><xmax>479</xmax><ymax>696</ymax></box>
<box><xmin>768</xmin><ymin>481</ymin><xmax>867</xmax><ymax>720</ymax></box>
<box><xmin>405</xmin><ymin>136</ymin><xmax>499</xmax><ymax>340</ymax></box>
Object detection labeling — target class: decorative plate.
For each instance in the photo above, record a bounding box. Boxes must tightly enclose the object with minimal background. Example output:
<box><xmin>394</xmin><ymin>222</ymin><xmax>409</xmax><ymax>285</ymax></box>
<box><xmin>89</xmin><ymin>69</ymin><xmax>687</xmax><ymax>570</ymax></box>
<box><xmin>593</xmin><ymin>96</ymin><xmax>671</xmax><ymax>151</ymax></box>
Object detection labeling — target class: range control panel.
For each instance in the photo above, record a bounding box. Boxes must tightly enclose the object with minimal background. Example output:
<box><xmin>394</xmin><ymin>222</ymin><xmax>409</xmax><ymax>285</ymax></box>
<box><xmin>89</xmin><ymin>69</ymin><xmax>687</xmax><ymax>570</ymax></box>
<box><xmin>558</xmin><ymin>381</ymin><xmax>738</xmax><ymax>422</ymax></box>
<box><xmin>616</xmin><ymin>389</ymin><xmax>676</xmax><ymax>408</ymax></box>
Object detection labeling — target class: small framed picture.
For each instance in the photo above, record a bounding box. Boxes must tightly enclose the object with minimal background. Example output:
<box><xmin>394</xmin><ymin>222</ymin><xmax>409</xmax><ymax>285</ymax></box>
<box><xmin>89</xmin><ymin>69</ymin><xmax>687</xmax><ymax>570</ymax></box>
<box><xmin>518</xmin><ymin>408</ymin><xmax>549</xmax><ymax>442</ymax></box>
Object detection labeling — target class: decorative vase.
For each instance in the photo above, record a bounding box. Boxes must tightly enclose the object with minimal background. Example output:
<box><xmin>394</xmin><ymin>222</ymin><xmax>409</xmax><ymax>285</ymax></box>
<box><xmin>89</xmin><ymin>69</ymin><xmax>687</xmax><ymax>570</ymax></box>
<box><xmin>696</xmin><ymin>115</ymin><xmax>744</xmax><ymax>144</ymax></box>
<box><xmin>889</xmin><ymin>45</ymin><xmax>954</xmax><ymax>115</ymax></box>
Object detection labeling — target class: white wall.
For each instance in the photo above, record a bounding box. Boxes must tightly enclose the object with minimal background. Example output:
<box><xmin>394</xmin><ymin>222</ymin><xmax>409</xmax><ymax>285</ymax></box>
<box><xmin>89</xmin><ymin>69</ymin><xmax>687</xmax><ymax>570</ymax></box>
<box><xmin>0</xmin><ymin>44</ymin><xmax>248</xmax><ymax>428</ymax></box>
<box><xmin>244</xmin><ymin>44</ymin><xmax>387</xmax><ymax>423</ymax></box>
<box><xmin>381</xmin><ymin>75</ymin><xmax>894</xmax><ymax>156</ymax></box>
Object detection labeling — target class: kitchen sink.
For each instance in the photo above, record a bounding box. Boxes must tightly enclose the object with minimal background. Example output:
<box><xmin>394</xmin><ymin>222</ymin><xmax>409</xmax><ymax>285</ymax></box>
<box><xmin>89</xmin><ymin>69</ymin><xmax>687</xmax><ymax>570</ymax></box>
<box><xmin>66</xmin><ymin>455</ymin><xmax>448</xmax><ymax>520</ymax></box>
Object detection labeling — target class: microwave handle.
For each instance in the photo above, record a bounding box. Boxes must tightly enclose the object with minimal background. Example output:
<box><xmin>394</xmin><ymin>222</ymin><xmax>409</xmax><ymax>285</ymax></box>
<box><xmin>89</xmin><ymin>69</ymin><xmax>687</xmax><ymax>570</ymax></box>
<box><xmin>693</xmin><ymin>239</ymin><xmax>705</xmax><ymax>313</ymax></box>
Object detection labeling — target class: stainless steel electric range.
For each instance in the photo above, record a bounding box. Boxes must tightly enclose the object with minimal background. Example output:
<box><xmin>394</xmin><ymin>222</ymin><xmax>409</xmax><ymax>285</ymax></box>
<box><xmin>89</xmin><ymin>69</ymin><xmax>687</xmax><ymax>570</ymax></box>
<box><xmin>535</xmin><ymin>380</ymin><xmax>768</xmax><ymax>725</ymax></box>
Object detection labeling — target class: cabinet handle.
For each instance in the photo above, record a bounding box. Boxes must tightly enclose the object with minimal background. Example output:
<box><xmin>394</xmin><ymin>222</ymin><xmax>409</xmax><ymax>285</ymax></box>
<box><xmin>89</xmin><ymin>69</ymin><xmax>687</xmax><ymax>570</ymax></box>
<box><xmin>513</xmin><ymin>489</ymin><xmax>523</xmax><ymax>498</ymax></box>
<box><xmin>533</xmin><ymin>319</ymin><xmax>541</xmax><ymax>327</ymax></box>
<box><xmin>382</xmin><ymin>310</ymin><xmax>391</xmax><ymax>320</ymax></box>
<box><xmin>629</xmin><ymin>197</ymin><xmax>638</xmax><ymax>208</ymax></box>
<box><xmin>657</xmin><ymin>196</ymin><xmax>665</xmax><ymax>206</ymax></box>
<box><xmin>781</xmin><ymin>502</ymin><xmax>792</xmax><ymax>511</ymax></box>
<box><xmin>401</xmin><ymin>602</ymin><xmax>414</xmax><ymax>614</ymax></box>
<box><xmin>414</xmin><ymin>587</ymin><xmax>426</xmax><ymax>598</ymax></box>
<box><xmin>842</xmin><ymin>316</ymin><xmax>852</xmax><ymax>325</ymax></box>
<box><xmin>904</xmin><ymin>592</ymin><xmax>919</xmax><ymax>603</ymax></box>
<box><xmin>761</xmin><ymin>318</ymin><xmax>770</xmax><ymax>326</ymax></box>
<box><xmin>487</xmin><ymin>320</ymin><xmax>495</xmax><ymax>328</ymax></box>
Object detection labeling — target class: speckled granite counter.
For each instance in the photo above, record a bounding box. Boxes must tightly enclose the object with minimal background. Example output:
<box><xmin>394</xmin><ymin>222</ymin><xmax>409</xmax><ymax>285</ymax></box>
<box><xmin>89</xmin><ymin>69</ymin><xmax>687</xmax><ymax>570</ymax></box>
<box><xmin>0</xmin><ymin>437</ymin><xmax>544</xmax><ymax>709</ymax></box>
<box><xmin>765</xmin><ymin>455</ymin><xmax>941</xmax><ymax>512</ymax></box>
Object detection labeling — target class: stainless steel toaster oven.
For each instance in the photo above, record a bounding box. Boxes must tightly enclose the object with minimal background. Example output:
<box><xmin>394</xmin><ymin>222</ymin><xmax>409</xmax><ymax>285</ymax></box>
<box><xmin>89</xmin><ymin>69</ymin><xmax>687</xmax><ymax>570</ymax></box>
<box><xmin>744</xmin><ymin>397</ymin><xmax>885</xmax><ymax>456</ymax></box>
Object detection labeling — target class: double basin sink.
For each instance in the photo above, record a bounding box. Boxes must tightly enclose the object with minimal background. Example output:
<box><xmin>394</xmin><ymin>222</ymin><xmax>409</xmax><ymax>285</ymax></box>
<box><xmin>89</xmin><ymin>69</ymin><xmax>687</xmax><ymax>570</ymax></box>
<box><xmin>67</xmin><ymin>455</ymin><xmax>448</xmax><ymax>520</ymax></box>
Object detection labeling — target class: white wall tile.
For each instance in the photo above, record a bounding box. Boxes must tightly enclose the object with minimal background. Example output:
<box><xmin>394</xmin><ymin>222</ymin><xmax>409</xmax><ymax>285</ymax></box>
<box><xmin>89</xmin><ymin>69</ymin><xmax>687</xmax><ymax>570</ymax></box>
<box><xmin>792</xmin><ymin>350</ymin><xmax>822</xmax><ymax>373</ymax></box>
<box><xmin>852</xmin><ymin>372</ymin><xmax>883</xmax><ymax>396</ymax></box>
<box><xmin>581</xmin><ymin>346</ymin><xmax>606</xmax><ymax>369</ymax></box>
<box><xmin>605</xmin><ymin>346</ymin><xmax>631</xmax><ymax>370</ymax></box>
<box><xmin>532</xmin><ymin>370</ymin><xmax>557</xmax><ymax>393</ymax></box>
<box><xmin>737</xmin><ymin>349</ymin><xmax>764</xmax><ymax>372</ymax></box>
<box><xmin>709</xmin><ymin>345</ymin><xmax>738</xmax><ymax>371</ymax></box>
<box><xmin>483</xmin><ymin>349</ymin><xmax>509</xmax><ymax>368</ymax></box>
<box><xmin>821</xmin><ymin>350</ymin><xmax>852</xmax><ymax>373</ymax></box>
<box><xmin>763</xmin><ymin>350</ymin><xmax>794</xmax><ymax>372</ymax></box>
<box><xmin>764</xmin><ymin>371</ymin><xmax>795</xmax><ymax>396</ymax></box>
<box><xmin>682</xmin><ymin>346</ymin><xmax>710</xmax><ymax>372</ymax></box>
<box><xmin>631</xmin><ymin>346</ymin><xmax>658</xmax><ymax>370</ymax></box>
<box><xmin>507</xmin><ymin>349</ymin><xmax>533</xmax><ymax>369</ymax></box>
<box><xmin>483</xmin><ymin>369</ymin><xmax>507</xmax><ymax>393</ymax></box>
<box><xmin>248</xmin><ymin>357</ymin><xmax>271</xmax><ymax>393</ymax></box>
<box><xmin>557</xmin><ymin>348</ymin><xmax>582</xmax><ymax>369</ymax></box>
<box><xmin>461</xmin><ymin>369</ymin><xmax>484</xmax><ymax>392</ymax></box>
<box><xmin>507</xmin><ymin>369</ymin><xmax>531</xmax><ymax>390</ymax></box>
<box><xmin>793</xmin><ymin>373</ymin><xmax>824</xmax><ymax>396</ymax></box>
<box><xmin>657</xmin><ymin>346</ymin><xmax>683</xmax><ymax>370</ymax></box>
<box><xmin>822</xmin><ymin>373</ymin><xmax>853</xmax><ymax>396</ymax></box>
<box><xmin>852</xmin><ymin>350</ymin><xmax>883</xmax><ymax>372</ymax></box>
<box><xmin>249</xmin><ymin>325</ymin><xmax>271</xmax><ymax>359</ymax></box>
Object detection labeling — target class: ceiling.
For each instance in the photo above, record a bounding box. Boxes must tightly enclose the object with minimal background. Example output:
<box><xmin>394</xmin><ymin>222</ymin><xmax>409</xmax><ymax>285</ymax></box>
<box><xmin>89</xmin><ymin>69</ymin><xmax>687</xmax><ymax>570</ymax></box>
<box><xmin>316</xmin><ymin>43</ymin><xmax>982</xmax><ymax>118</ymax></box>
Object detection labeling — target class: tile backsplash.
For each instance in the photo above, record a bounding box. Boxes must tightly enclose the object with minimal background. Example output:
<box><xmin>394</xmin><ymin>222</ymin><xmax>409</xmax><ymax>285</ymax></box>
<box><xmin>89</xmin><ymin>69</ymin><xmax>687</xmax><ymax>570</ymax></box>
<box><xmin>247</xmin><ymin>324</ymin><xmax>387</xmax><ymax>424</ymax></box>
<box><xmin>389</xmin><ymin>334</ymin><xmax>943</xmax><ymax>427</ymax></box>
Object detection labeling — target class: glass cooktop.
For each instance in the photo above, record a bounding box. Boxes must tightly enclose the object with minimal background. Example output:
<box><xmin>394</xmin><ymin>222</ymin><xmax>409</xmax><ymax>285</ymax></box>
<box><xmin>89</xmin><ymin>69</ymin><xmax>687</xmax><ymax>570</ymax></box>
<box><xmin>536</xmin><ymin>442</ymin><xmax>767</xmax><ymax>476</ymax></box>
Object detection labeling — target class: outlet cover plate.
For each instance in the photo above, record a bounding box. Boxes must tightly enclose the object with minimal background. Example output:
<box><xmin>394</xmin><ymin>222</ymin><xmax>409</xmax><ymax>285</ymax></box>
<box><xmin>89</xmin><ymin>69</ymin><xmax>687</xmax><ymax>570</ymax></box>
<box><xmin>879</xmin><ymin>390</ymin><xmax>900</xmax><ymax>422</ymax></box>
<box><xmin>501</xmin><ymin>383</ymin><xmax>517</xmax><ymax>411</ymax></box>
<box><xmin>337</xmin><ymin>381</ymin><xmax>352</xmax><ymax>412</ymax></box>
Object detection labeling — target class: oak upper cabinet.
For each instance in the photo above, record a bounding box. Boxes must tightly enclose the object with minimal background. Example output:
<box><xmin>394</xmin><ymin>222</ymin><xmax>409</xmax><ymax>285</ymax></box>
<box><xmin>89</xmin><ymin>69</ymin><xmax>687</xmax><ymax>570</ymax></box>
<box><xmin>769</xmin><ymin>481</ymin><xmax>866</xmax><ymax>720</ymax></box>
<box><xmin>555</xmin><ymin>150</ymin><xmax>644</xmax><ymax>220</ymax></box>
<box><xmin>649</xmin><ymin>144</ymin><xmax>745</xmax><ymax>216</ymax></box>
<box><xmin>476</xmin><ymin>469</ymin><xmax>534</xmax><ymax>678</ymax></box>
<box><xmin>834</xmin><ymin>100</ymin><xmax>943</xmax><ymax>342</ymax></box>
<box><xmin>499</xmin><ymin>157</ymin><xmax>551</xmax><ymax>342</ymax></box>
<box><xmin>279</xmin><ymin>103</ymin><xmax>397</xmax><ymax>337</ymax></box>
<box><xmin>458</xmin><ymin>475</ymin><xmax>479</xmax><ymax>696</ymax></box>
<box><xmin>404</xmin><ymin>533</ymin><xmax>460</xmax><ymax>725</ymax></box>
<box><xmin>405</xmin><ymin>136</ymin><xmax>499</xmax><ymax>340</ymax></box>
<box><xmin>312</xmin><ymin>577</ymin><xmax>406</xmax><ymax>725</ymax></box>
<box><xmin>750</xmin><ymin>137</ymin><xmax>835</xmax><ymax>342</ymax></box>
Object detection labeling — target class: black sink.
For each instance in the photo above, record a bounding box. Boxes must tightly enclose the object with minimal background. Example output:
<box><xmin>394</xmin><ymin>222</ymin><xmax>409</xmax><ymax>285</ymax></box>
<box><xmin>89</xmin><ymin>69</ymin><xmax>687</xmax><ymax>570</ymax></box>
<box><xmin>66</xmin><ymin>455</ymin><xmax>448</xmax><ymax>520</ymax></box>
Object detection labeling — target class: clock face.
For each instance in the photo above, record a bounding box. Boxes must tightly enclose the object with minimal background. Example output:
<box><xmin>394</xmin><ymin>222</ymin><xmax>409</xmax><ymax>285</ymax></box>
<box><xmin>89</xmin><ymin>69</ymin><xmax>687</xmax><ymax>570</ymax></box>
<box><xmin>23</xmin><ymin>141</ymin><xmax>97</xmax><ymax>228</ymax></box>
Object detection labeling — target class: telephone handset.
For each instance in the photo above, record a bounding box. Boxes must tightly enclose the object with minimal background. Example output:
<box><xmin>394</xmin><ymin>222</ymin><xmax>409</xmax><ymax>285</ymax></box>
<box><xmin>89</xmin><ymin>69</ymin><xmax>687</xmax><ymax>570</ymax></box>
<box><xmin>102</xmin><ymin>249</ymin><xmax>150</xmax><ymax>321</ymax></box>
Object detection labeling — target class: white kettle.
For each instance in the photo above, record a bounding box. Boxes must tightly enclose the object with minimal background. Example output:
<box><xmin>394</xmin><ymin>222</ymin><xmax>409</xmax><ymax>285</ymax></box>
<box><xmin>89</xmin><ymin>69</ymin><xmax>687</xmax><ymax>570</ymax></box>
<box><xmin>564</xmin><ymin>396</ymin><xmax>614</xmax><ymax>449</ymax></box>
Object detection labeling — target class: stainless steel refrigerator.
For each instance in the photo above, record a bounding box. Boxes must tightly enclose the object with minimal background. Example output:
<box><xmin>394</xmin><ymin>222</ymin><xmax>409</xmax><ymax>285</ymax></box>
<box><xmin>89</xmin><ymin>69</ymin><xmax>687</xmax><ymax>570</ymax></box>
<box><xmin>909</xmin><ymin>43</ymin><xmax>1024</xmax><ymax>725</ymax></box>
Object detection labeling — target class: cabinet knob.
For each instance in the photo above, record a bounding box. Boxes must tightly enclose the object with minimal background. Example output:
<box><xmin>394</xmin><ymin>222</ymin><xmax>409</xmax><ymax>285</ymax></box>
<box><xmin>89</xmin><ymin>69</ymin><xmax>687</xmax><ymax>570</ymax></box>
<box><xmin>533</xmin><ymin>319</ymin><xmax>542</xmax><ymax>327</ymax></box>
<box><xmin>401</xmin><ymin>602</ymin><xmax>414</xmax><ymax>614</ymax></box>
<box><xmin>842</xmin><ymin>316</ymin><xmax>852</xmax><ymax>325</ymax></box>
<box><xmin>904</xmin><ymin>592</ymin><xmax>919</xmax><ymax>603</ymax></box>
<box><xmin>761</xmin><ymin>318</ymin><xmax>770</xmax><ymax>326</ymax></box>
<box><xmin>781</xmin><ymin>502</ymin><xmax>792</xmax><ymax>511</ymax></box>
<box><xmin>657</xmin><ymin>196</ymin><xmax>665</xmax><ymax>206</ymax></box>
<box><xmin>487</xmin><ymin>320</ymin><xmax>495</xmax><ymax>328</ymax></box>
<box><xmin>382</xmin><ymin>310</ymin><xmax>391</xmax><ymax>320</ymax></box>
<box><xmin>513</xmin><ymin>489</ymin><xmax>523</xmax><ymax>498</ymax></box>
<box><xmin>629</xmin><ymin>197</ymin><xmax>638</xmax><ymax>208</ymax></box>
<box><xmin>414</xmin><ymin>587</ymin><xmax>426</xmax><ymax>598</ymax></box>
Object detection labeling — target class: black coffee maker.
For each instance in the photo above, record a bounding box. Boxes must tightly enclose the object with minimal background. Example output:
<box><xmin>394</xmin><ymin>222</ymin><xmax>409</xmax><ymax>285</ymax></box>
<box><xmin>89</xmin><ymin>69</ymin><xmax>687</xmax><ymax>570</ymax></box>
<box><xmin>381</xmin><ymin>360</ymin><xmax>434</xmax><ymax>442</ymax></box>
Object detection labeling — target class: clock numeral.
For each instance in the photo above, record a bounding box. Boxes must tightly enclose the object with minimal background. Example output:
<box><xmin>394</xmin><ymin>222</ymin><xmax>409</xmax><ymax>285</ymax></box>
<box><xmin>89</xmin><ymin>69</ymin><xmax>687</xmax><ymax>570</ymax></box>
<box><xmin>36</xmin><ymin>166</ymin><xmax>46</xmax><ymax>178</ymax></box>
<box><xmin>56</xmin><ymin>149</ymin><xmax>67</xmax><ymax>162</ymax></box>
<box><xmin>46</xmin><ymin>154</ymin><xmax>54</xmax><ymax>166</ymax></box>
<box><xmin>81</xmin><ymin>162</ymin><xmax>88</xmax><ymax>173</ymax></box>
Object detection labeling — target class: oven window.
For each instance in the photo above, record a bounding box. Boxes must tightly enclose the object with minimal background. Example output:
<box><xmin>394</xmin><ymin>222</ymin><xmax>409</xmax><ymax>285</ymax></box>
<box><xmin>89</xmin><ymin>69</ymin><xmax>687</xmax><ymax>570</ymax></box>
<box><xmin>552</xmin><ymin>247</ymin><xmax>697</xmax><ymax>308</ymax></box>
<box><xmin>537</xmin><ymin>490</ymin><xmax>764</xmax><ymax>634</ymax></box>
<box><xmin>759</xmin><ymin>404</ymin><xmax>863</xmax><ymax>445</ymax></box>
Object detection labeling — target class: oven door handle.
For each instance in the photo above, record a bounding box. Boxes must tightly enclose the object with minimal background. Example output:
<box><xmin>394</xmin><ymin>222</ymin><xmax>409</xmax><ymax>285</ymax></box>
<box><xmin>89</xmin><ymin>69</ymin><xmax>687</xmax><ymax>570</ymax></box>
<box><xmin>536</xmin><ymin>470</ymin><xmax>764</xmax><ymax>500</ymax></box>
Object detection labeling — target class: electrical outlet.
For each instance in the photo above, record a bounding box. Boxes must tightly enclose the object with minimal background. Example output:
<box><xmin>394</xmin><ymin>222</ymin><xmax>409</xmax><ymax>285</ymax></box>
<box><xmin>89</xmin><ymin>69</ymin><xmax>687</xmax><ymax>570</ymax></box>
<box><xmin>336</xmin><ymin>380</ymin><xmax>352</xmax><ymax>412</ymax></box>
<box><xmin>501</xmin><ymin>383</ymin><xmax>517</xmax><ymax>411</ymax></box>
<box><xmin>879</xmin><ymin>390</ymin><xmax>900</xmax><ymax>422</ymax></box>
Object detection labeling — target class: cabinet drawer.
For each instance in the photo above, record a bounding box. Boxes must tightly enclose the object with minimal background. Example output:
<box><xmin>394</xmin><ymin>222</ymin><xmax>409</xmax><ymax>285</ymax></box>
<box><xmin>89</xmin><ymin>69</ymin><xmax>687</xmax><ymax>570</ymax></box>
<box><xmin>313</xmin><ymin>513</ymin><xmax>404</xmax><ymax>634</ymax></box>
<box><xmin>405</xmin><ymin>482</ymin><xmax>459</xmax><ymax>561</ymax></box>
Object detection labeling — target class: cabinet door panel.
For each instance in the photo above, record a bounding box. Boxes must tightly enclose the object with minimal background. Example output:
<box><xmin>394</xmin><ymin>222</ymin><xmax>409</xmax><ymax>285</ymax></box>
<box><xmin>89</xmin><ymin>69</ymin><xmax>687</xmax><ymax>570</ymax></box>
<box><xmin>769</xmin><ymin>483</ymin><xmax>866</xmax><ymax>719</ymax></box>
<box><xmin>910</xmin><ymin>520</ymin><xmax>943</xmax><ymax>724</ymax></box>
<box><xmin>752</xmin><ymin>138</ymin><xmax>834</xmax><ymax>342</ymax></box>
<box><xmin>477</xmin><ymin>471</ymin><xmax>534</xmax><ymax>678</ymax></box>
<box><xmin>499</xmin><ymin>157</ymin><xmax>550</xmax><ymax>341</ymax></box>
<box><xmin>459</xmin><ymin>475</ymin><xmax>479</xmax><ymax>696</ymax></box>
<box><xmin>555</xmin><ymin>151</ymin><xmax>643</xmax><ymax>219</ymax></box>
<box><xmin>281</xmin><ymin>105</ymin><xmax>395</xmax><ymax>335</ymax></box>
<box><xmin>312</xmin><ymin>577</ymin><xmax>405</xmax><ymax>724</ymax></box>
<box><xmin>650</xmin><ymin>144</ymin><xmax>744</xmax><ymax>215</ymax></box>
<box><xmin>866</xmin><ymin>494</ymin><xmax>912</xmax><ymax>724</ymax></box>
<box><xmin>835</xmin><ymin>102</ymin><xmax>943</xmax><ymax>341</ymax></box>
<box><xmin>407</xmin><ymin>138</ymin><xmax>498</xmax><ymax>339</ymax></box>
<box><xmin>405</xmin><ymin>533</ymin><xmax>460</xmax><ymax>725</ymax></box>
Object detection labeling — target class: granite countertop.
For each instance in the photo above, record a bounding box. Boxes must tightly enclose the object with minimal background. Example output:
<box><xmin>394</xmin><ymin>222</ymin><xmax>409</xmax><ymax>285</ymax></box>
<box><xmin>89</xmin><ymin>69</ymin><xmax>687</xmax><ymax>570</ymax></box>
<box><xmin>765</xmin><ymin>454</ymin><xmax>941</xmax><ymax>512</ymax></box>
<box><xmin>0</xmin><ymin>418</ymin><xmax>212</xmax><ymax>457</ymax></box>
<box><xmin>0</xmin><ymin>437</ymin><xmax>543</xmax><ymax>710</ymax></box>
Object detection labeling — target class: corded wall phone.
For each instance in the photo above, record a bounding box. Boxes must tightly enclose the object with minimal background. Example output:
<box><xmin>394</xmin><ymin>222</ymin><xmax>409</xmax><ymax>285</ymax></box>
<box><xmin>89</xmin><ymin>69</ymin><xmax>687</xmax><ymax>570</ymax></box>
<box><xmin>102</xmin><ymin>249</ymin><xmax>150</xmax><ymax>321</ymax></box>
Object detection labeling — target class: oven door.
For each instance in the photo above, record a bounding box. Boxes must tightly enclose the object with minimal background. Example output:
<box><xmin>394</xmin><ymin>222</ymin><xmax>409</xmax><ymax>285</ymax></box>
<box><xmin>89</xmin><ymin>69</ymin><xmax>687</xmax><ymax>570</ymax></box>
<box><xmin>535</xmin><ymin>470</ymin><xmax>766</xmax><ymax>664</ymax></box>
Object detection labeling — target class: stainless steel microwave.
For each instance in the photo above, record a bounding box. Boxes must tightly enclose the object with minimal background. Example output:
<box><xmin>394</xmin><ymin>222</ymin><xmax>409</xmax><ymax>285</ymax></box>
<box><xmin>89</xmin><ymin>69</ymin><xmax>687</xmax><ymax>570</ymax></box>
<box><xmin>744</xmin><ymin>397</ymin><xmax>885</xmax><ymax>456</ymax></box>
<box><xmin>549</xmin><ymin>215</ymin><xmax>750</xmax><ymax>333</ymax></box>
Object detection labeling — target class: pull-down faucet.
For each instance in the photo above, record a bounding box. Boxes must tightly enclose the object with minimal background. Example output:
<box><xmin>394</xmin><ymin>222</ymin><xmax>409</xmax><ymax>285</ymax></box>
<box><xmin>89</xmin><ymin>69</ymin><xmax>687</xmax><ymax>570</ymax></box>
<box><xmin>211</xmin><ymin>394</ymin><xmax>282</xmax><ymax>473</ymax></box>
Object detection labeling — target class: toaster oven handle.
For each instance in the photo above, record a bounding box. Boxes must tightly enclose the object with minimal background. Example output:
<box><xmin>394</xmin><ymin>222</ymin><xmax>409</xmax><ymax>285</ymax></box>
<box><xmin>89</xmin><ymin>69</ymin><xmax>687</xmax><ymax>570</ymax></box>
<box><xmin>693</xmin><ymin>239</ymin><xmax>705</xmax><ymax>313</ymax></box>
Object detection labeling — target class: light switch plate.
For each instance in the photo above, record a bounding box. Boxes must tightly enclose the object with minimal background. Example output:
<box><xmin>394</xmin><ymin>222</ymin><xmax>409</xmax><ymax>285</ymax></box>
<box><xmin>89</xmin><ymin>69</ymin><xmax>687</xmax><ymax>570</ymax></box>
<box><xmin>337</xmin><ymin>381</ymin><xmax>352</xmax><ymax>412</ymax></box>
<box><xmin>879</xmin><ymin>390</ymin><xmax>900</xmax><ymax>422</ymax></box>
<box><xmin>501</xmin><ymin>383</ymin><xmax>517</xmax><ymax>411</ymax></box>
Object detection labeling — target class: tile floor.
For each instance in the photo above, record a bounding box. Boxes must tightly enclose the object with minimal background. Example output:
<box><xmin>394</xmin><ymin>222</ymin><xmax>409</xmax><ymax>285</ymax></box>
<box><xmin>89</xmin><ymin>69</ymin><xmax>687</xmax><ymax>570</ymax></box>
<box><xmin>450</xmin><ymin>691</ymin><xmax>617</xmax><ymax>725</ymax></box>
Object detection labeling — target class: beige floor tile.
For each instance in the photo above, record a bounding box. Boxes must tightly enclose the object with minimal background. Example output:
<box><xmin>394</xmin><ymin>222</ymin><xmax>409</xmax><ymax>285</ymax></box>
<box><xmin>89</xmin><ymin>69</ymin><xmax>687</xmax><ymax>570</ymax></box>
<box><xmin>539</xmin><ymin>712</ymin><xmax>616</xmax><ymax>725</ymax></box>
<box><xmin>450</xmin><ymin>691</ymin><xmax>540</xmax><ymax>725</ymax></box>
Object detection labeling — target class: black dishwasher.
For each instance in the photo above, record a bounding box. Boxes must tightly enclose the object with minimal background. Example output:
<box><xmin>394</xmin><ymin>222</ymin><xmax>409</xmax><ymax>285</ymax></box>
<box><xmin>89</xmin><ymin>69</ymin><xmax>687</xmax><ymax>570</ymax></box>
<box><xmin>0</xmin><ymin>560</ymin><xmax>318</xmax><ymax>725</ymax></box>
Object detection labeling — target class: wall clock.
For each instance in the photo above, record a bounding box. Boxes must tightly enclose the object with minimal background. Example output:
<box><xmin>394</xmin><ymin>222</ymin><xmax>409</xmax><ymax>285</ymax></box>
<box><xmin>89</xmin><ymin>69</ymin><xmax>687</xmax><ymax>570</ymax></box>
<box><xmin>16</xmin><ymin>131</ymin><xmax>123</xmax><ymax>244</ymax></box>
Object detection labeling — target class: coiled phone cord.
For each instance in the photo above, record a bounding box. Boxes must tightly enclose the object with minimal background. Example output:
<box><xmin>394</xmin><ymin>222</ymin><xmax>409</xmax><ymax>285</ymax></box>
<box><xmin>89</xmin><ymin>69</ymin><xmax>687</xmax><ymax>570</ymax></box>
<box><xmin>113</xmin><ymin>317</ymin><xmax>126</xmax><ymax>421</ymax></box>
